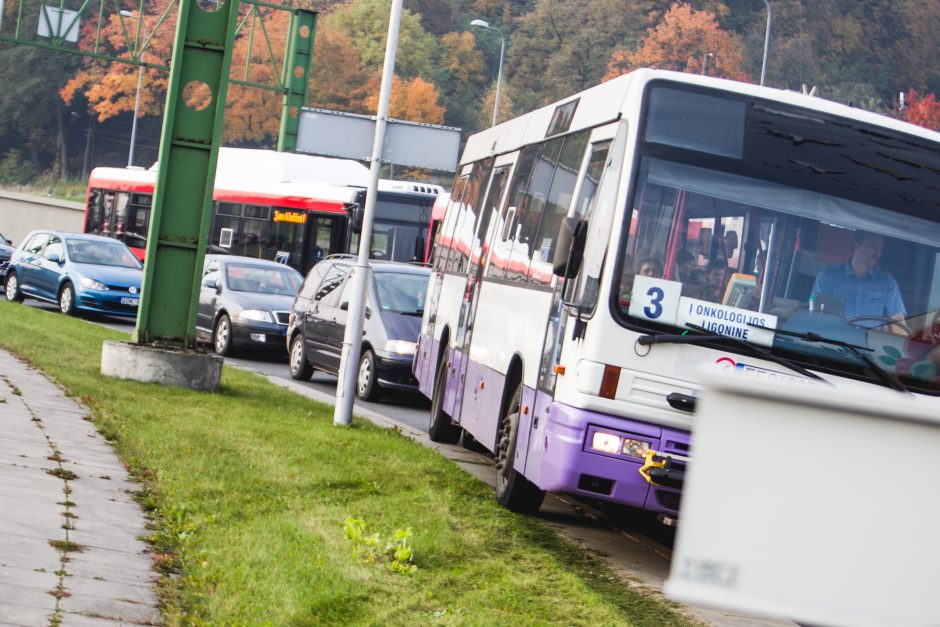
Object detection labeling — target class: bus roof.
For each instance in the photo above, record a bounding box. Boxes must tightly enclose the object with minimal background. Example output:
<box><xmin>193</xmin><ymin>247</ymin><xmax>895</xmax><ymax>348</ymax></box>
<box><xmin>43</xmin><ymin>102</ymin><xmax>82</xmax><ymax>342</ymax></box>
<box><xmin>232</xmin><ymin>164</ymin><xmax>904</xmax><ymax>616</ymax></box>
<box><xmin>460</xmin><ymin>68</ymin><xmax>940</xmax><ymax>165</ymax></box>
<box><xmin>88</xmin><ymin>148</ymin><xmax>443</xmax><ymax>211</ymax></box>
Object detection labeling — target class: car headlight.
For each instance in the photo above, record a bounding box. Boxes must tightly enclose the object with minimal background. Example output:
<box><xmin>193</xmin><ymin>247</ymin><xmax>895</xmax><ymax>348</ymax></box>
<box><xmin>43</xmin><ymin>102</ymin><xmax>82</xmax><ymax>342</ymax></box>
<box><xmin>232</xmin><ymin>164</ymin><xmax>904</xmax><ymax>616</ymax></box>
<box><xmin>80</xmin><ymin>278</ymin><xmax>108</xmax><ymax>291</ymax></box>
<box><xmin>590</xmin><ymin>431</ymin><xmax>651</xmax><ymax>459</ymax></box>
<box><xmin>384</xmin><ymin>339</ymin><xmax>417</xmax><ymax>355</ymax></box>
<box><xmin>239</xmin><ymin>309</ymin><xmax>273</xmax><ymax>323</ymax></box>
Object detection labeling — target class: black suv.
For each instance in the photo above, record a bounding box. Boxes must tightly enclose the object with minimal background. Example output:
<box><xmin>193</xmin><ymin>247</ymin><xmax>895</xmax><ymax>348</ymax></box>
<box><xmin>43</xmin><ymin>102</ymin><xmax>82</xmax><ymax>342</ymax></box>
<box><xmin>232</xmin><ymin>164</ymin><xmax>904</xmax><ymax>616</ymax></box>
<box><xmin>286</xmin><ymin>256</ymin><xmax>430</xmax><ymax>401</ymax></box>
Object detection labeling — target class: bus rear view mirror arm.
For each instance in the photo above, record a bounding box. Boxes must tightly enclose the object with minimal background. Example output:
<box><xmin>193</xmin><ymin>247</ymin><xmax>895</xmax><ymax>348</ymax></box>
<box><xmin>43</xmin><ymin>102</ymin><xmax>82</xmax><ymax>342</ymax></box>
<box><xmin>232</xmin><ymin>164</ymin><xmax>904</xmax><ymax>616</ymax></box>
<box><xmin>553</xmin><ymin>217</ymin><xmax>587</xmax><ymax>278</ymax></box>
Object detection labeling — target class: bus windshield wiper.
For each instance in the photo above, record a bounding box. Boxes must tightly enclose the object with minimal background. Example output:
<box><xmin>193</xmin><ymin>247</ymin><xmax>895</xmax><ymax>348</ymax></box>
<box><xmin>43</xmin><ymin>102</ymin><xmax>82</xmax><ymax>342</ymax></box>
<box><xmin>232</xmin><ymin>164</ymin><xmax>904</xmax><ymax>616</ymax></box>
<box><xmin>638</xmin><ymin>324</ymin><xmax>827</xmax><ymax>382</ymax></box>
<box><xmin>756</xmin><ymin>325</ymin><xmax>909</xmax><ymax>393</ymax></box>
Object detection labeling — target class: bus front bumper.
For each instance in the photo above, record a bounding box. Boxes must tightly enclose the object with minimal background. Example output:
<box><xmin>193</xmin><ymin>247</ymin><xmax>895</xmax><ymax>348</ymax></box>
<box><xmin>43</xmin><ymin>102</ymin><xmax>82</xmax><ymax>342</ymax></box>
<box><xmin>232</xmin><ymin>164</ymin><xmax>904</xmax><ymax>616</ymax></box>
<box><xmin>537</xmin><ymin>402</ymin><xmax>690</xmax><ymax>517</ymax></box>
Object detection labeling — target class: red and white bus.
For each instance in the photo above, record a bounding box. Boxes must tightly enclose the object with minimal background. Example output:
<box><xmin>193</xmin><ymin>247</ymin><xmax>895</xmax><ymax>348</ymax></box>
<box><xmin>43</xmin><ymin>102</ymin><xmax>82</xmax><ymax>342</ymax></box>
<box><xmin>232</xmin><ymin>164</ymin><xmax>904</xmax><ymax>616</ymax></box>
<box><xmin>85</xmin><ymin>147</ymin><xmax>442</xmax><ymax>274</ymax></box>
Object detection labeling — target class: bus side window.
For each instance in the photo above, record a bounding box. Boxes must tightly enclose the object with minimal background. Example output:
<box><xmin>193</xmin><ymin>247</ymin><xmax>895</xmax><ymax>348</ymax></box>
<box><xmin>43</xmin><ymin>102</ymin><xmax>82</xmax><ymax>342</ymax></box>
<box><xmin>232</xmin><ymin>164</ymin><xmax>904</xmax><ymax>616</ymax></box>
<box><xmin>527</xmin><ymin>131</ymin><xmax>590</xmax><ymax>285</ymax></box>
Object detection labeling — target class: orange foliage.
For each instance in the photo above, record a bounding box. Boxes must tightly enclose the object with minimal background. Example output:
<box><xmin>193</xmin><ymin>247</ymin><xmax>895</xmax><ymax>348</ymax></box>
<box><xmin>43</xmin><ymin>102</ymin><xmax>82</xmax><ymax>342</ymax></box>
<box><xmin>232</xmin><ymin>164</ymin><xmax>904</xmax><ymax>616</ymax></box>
<box><xmin>60</xmin><ymin>10</ymin><xmax>174</xmax><ymax>122</ymax></box>
<box><xmin>440</xmin><ymin>32</ymin><xmax>484</xmax><ymax>86</ymax></box>
<box><xmin>604</xmin><ymin>2</ymin><xmax>750</xmax><ymax>83</ymax></box>
<box><xmin>308</xmin><ymin>25</ymin><xmax>375</xmax><ymax>112</ymax></box>
<box><xmin>365</xmin><ymin>75</ymin><xmax>445</xmax><ymax>124</ymax></box>
<box><xmin>903</xmin><ymin>90</ymin><xmax>940</xmax><ymax>131</ymax></box>
<box><xmin>223</xmin><ymin>9</ymin><xmax>290</xmax><ymax>144</ymax></box>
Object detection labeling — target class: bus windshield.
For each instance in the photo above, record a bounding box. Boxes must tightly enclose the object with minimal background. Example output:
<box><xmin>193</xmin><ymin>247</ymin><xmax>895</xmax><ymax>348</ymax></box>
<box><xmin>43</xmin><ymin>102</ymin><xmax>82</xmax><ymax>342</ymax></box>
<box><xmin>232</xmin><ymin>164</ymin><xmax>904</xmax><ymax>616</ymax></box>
<box><xmin>617</xmin><ymin>85</ymin><xmax>940</xmax><ymax>393</ymax></box>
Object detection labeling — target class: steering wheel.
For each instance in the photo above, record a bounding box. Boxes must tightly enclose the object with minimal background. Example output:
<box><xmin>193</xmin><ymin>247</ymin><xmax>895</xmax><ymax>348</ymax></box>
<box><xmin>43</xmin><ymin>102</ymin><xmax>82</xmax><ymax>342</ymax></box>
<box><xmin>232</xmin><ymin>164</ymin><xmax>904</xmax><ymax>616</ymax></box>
<box><xmin>370</xmin><ymin>249</ymin><xmax>385</xmax><ymax>259</ymax></box>
<box><xmin>846</xmin><ymin>315</ymin><xmax>912</xmax><ymax>335</ymax></box>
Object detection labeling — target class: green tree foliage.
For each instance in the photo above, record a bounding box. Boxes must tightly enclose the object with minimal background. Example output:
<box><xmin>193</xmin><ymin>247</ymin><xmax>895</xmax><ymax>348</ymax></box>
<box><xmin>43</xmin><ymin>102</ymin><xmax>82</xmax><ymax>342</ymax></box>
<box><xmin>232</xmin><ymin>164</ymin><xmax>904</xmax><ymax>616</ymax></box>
<box><xmin>329</xmin><ymin>0</ymin><xmax>438</xmax><ymax>79</ymax></box>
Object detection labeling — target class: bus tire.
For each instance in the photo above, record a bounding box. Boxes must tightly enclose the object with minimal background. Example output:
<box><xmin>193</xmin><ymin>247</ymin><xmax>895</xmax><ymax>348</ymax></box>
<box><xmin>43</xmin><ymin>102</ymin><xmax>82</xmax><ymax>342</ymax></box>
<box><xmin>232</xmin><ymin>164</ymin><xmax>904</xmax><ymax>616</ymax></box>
<box><xmin>5</xmin><ymin>271</ymin><xmax>24</xmax><ymax>302</ymax></box>
<box><xmin>289</xmin><ymin>333</ymin><xmax>314</xmax><ymax>381</ymax></box>
<box><xmin>495</xmin><ymin>382</ymin><xmax>545</xmax><ymax>514</ymax></box>
<box><xmin>428</xmin><ymin>357</ymin><xmax>461</xmax><ymax>443</ymax></box>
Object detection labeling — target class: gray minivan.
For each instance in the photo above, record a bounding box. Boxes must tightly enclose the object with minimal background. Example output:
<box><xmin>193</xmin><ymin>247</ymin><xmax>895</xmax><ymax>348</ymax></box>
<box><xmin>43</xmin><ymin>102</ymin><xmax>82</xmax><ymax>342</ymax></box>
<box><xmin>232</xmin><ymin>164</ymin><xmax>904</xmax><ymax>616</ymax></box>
<box><xmin>286</xmin><ymin>256</ymin><xmax>430</xmax><ymax>401</ymax></box>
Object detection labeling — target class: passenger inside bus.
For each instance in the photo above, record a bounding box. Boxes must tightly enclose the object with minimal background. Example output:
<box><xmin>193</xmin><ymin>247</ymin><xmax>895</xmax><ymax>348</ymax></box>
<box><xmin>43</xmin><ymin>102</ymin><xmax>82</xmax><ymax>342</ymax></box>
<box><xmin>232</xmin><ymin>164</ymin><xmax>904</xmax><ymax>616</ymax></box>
<box><xmin>811</xmin><ymin>231</ymin><xmax>907</xmax><ymax>333</ymax></box>
<box><xmin>636</xmin><ymin>256</ymin><xmax>663</xmax><ymax>278</ymax></box>
<box><xmin>701</xmin><ymin>258</ymin><xmax>728</xmax><ymax>303</ymax></box>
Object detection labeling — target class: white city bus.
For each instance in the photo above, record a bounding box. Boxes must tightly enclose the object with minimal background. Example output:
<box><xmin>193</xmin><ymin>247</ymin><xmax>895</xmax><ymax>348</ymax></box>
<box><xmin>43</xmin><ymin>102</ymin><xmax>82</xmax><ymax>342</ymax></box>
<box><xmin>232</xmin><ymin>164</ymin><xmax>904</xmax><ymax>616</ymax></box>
<box><xmin>413</xmin><ymin>68</ymin><xmax>940</xmax><ymax>517</ymax></box>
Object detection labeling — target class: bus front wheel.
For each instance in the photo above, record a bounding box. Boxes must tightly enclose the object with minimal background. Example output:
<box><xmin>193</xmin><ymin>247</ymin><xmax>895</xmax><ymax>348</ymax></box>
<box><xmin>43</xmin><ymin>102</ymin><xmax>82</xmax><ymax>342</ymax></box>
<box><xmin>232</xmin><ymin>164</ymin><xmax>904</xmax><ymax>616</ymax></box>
<box><xmin>428</xmin><ymin>357</ymin><xmax>461</xmax><ymax>443</ymax></box>
<box><xmin>495</xmin><ymin>382</ymin><xmax>545</xmax><ymax>514</ymax></box>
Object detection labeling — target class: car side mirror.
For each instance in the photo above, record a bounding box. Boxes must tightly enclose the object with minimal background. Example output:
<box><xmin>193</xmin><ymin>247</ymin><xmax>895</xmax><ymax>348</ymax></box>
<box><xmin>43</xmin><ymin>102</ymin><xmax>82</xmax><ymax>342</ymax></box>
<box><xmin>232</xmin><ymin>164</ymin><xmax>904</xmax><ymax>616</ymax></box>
<box><xmin>340</xmin><ymin>301</ymin><xmax>349</xmax><ymax>311</ymax></box>
<box><xmin>365</xmin><ymin>306</ymin><xmax>371</xmax><ymax>319</ymax></box>
<box><xmin>46</xmin><ymin>253</ymin><xmax>62</xmax><ymax>264</ymax></box>
<box><xmin>552</xmin><ymin>216</ymin><xmax>587</xmax><ymax>278</ymax></box>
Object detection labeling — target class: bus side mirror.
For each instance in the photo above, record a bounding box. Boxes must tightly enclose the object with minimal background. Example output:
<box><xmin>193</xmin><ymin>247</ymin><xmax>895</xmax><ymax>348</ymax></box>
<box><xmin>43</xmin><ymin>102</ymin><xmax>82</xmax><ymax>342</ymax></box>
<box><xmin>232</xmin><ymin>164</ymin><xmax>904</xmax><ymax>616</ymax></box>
<box><xmin>349</xmin><ymin>204</ymin><xmax>363</xmax><ymax>233</ymax></box>
<box><xmin>553</xmin><ymin>217</ymin><xmax>587</xmax><ymax>278</ymax></box>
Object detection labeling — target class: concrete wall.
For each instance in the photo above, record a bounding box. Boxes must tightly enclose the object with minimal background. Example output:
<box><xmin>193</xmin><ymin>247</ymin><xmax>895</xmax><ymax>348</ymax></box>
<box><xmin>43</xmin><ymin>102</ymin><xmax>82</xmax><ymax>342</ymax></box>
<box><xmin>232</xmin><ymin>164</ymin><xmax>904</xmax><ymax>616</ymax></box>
<box><xmin>0</xmin><ymin>190</ymin><xmax>85</xmax><ymax>247</ymax></box>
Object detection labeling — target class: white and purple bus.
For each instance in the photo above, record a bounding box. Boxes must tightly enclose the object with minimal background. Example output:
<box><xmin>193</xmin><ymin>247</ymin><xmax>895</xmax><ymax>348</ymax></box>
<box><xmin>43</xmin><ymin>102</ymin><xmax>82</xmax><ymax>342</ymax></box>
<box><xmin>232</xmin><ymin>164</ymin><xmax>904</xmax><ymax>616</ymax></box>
<box><xmin>414</xmin><ymin>68</ymin><xmax>940</xmax><ymax>518</ymax></box>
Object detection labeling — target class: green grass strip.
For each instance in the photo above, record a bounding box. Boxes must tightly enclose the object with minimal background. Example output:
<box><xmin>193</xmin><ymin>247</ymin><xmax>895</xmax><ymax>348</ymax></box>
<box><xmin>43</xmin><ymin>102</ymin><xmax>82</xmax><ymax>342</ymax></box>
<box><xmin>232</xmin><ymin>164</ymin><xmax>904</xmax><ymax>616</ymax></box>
<box><xmin>0</xmin><ymin>301</ymin><xmax>695</xmax><ymax>625</ymax></box>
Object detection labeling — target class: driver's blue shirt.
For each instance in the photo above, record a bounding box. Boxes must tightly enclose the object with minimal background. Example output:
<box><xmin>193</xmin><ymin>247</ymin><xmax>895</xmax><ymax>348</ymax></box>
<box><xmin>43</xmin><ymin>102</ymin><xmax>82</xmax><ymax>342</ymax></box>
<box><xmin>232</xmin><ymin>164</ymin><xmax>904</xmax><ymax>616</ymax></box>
<box><xmin>812</xmin><ymin>262</ymin><xmax>906</xmax><ymax>324</ymax></box>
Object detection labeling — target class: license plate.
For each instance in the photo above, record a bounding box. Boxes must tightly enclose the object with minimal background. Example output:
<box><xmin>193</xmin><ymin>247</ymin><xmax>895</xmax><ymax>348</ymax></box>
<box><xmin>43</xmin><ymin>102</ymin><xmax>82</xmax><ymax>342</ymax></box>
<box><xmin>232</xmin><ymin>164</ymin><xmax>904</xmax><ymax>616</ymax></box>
<box><xmin>121</xmin><ymin>297</ymin><xmax>139</xmax><ymax>306</ymax></box>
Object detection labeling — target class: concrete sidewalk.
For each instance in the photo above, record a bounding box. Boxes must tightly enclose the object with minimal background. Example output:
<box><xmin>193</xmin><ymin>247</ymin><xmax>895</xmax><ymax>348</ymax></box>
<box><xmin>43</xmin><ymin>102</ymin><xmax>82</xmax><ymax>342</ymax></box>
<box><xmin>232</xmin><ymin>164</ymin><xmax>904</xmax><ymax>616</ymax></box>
<box><xmin>0</xmin><ymin>349</ymin><xmax>159</xmax><ymax>627</ymax></box>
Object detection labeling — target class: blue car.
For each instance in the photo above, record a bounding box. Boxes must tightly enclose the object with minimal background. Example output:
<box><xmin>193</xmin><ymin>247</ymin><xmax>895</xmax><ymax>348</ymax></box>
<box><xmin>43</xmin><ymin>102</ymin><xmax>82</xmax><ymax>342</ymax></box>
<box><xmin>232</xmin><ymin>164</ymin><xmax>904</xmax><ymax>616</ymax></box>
<box><xmin>4</xmin><ymin>231</ymin><xmax>143</xmax><ymax>318</ymax></box>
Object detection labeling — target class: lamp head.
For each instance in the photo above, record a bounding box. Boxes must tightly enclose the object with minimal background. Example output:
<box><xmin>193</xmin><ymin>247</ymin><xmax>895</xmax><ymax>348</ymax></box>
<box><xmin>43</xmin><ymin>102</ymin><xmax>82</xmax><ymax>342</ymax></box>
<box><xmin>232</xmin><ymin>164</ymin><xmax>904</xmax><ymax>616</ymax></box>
<box><xmin>470</xmin><ymin>19</ymin><xmax>489</xmax><ymax>28</ymax></box>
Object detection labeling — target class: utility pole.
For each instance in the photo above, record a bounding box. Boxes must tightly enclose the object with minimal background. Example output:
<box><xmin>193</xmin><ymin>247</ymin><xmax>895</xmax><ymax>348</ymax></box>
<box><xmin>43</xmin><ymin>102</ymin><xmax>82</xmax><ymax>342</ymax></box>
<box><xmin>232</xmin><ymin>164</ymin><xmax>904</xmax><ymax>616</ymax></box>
<box><xmin>333</xmin><ymin>0</ymin><xmax>403</xmax><ymax>426</ymax></box>
<box><xmin>760</xmin><ymin>0</ymin><xmax>771</xmax><ymax>86</ymax></box>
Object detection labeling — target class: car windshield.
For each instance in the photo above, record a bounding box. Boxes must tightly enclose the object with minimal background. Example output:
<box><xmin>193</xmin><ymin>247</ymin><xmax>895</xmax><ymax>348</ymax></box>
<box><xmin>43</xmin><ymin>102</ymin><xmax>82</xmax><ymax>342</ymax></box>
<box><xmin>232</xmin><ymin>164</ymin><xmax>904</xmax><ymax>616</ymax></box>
<box><xmin>67</xmin><ymin>240</ymin><xmax>142</xmax><ymax>268</ymax></box>
<box><xmin>225</xmin><ymin>264</ymin><xmax>302</xmax><ymax>295</ymax></box>
<box><xmin>374</xmin><ymin>272</ymin><xmax>428</xmax><ymax>314</ymax></box>
<box><xmin>614</xmin><ymin>85</ymin><xmax>940</xmax><ymax>394</ymax></box>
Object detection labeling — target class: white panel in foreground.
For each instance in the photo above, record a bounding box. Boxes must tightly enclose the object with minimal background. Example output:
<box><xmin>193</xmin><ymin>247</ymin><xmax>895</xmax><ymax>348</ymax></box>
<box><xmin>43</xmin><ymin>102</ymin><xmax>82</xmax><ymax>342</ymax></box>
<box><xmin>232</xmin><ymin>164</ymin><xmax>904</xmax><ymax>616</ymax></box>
<box><xmin>664</xmin><ymin>370</ymin><xmax>940</xmax><ymax>627</ymax></box>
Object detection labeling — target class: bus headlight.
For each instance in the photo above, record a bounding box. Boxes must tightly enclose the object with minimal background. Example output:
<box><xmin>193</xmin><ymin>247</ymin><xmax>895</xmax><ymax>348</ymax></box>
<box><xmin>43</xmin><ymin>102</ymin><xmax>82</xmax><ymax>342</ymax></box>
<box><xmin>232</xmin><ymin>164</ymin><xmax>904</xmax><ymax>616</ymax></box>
<box><xmin>80</xmin><ymin>278</ymin><xmax>108</xmax><ymax>291</ymax></box>
<box><xmin>239</xmin><ymin>309</ymin><xmax>273</xmax><ymax>323</ymax></box>
<box><xmin>590</xmin><ymin>431</ymin><xmax>651</xmax><ymax>459</ymax></box>
<box><xmin>384</xmin><ymin>340</ymin><xmax>417</xmax><ymax>355</ymax></box>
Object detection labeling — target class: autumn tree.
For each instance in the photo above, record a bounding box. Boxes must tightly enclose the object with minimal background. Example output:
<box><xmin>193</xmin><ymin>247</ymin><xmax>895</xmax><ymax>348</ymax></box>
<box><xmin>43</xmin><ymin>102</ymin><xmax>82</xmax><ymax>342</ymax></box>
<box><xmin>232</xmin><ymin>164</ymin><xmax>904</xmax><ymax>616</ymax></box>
<box><xmin>509</xmin><ymin>0</ymin><xmax>652</xmax><ymax>105</ymax></box>
<box><xmin>605</xmin><ymin>2</ymin><xmax>750</xmax><ymax>83</ymax></box>
<box><xmin>365</xmin><ymin>75</ymin><xmax>445</xmax><ymax>124</ymax></box>
<box><xmin>60</xmin><ymin>9</ymin><xmax>174</xmax><ymax>123</ymax></box>
<box><xmin>307</xmin><ymin>23</ymin><xmax>376</xmax><ymax>113</ymax></box>
<box><xmin>222</xmin><ymin>8</ymin><xmax>290</xmax><ymax>145</ymax></box>
<box><xmin>903</xmin><ymin>90</ymin><xmax>940</xmax><ymax>131</ymax></box>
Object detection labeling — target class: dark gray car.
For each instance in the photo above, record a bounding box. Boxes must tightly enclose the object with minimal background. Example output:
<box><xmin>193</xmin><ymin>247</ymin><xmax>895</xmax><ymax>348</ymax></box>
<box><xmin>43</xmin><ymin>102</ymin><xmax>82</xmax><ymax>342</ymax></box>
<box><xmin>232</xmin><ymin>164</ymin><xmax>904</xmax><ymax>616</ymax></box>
<box><xmin>286</xmin><ymin>256</ymin><xmax>430</xmax><ymax>401</ymax></box>
<box><xmin>196</xmin><ymin>254</ymin><xmax>303</xmax><ymax>355</ymax></box>
<box><xmin>0</xmin><ymin>232</ymin><xmax>14</xmax><ymax>285</ymax></box>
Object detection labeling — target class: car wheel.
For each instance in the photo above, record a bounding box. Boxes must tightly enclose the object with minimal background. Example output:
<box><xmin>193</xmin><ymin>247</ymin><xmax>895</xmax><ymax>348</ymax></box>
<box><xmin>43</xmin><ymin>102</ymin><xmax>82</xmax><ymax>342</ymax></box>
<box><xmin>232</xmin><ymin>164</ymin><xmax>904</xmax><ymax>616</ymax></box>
<box><xmin>355</xmin><ymin>349</ymin><xmax>382</xmax><ymax>402</ymax></box>
<box><xmin>59</xmin><ymin>282</ymin><xmax>77</xmax><ymax>316</ymax></box>
<box><xmin>213</xmin><ymin>313</ymin><xmax>233</xmax><ymax>356</ymax></box>
<box><xmin>289</xmin><ymin>333</ymin><xmax>314</xmax><ymax>381</ymax></box>
<box><xmin>5</xmin><ymin>271</ymin><xmax>23</xmax><ymax>302</ymax></box>
<box><xmin>494</xmin><ymin>382</ymin><xmax>545</xmax><ymax>514</ymax></box>
<box><xmin>428</xmin><ymin>355</ymin><xmax>461</xmax><ymax>443</ymax></box>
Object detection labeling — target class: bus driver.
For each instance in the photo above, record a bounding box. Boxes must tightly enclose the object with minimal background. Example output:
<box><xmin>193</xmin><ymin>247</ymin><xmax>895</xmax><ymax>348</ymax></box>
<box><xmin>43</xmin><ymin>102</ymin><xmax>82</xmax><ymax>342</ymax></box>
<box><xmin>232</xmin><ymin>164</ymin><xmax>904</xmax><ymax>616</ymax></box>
<box><xmin>811</xmin><ymin>231</ymin><xmax>906</xmax><ymax>332</ymax></box>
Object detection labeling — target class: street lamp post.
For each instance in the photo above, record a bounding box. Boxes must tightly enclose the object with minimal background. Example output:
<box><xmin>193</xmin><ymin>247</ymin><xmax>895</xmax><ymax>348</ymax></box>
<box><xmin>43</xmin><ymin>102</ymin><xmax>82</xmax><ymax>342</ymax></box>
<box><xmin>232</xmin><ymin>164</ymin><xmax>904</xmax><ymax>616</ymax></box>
<box><xmin>470</xmin><ymin>19</ymin><xmax>505</xmax><ymax>127</ymax></box>
<box><xmin>701</xmin><ymin>52</ymin><xmax>714</xmax><ymax>76</ymax></box>
<box><xmin>120</xmin><ymin>10</ymin><xmax>144</xmax><ymax>166</ymax></box>
<box><xmin>760</xmin><ymin>0</ymin><xmax>771</xmax><ymax>86</ymax></box>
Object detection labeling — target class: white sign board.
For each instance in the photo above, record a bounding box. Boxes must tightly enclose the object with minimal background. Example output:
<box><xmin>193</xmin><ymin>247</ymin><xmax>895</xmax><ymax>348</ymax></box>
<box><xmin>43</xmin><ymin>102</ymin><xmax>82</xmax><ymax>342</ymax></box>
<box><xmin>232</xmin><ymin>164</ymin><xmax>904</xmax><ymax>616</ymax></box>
<box><xmin>628</xmin><ymin>276</ymin><xmax>777</xmax><ymax>346</ymax></box>
<box><xmin>296</xmin><ymin>107</ymin><xmax>461</xmax><ymax>172</ymax></box>
<box><xmin>665</xmin><ymin>370</ymin><xmax>940</xmax><ymax>627</ymax></box>
<box><xmin>37</xmin><ymin>7</ymin><xmax>80</xmax><ymax>43</ymax></box>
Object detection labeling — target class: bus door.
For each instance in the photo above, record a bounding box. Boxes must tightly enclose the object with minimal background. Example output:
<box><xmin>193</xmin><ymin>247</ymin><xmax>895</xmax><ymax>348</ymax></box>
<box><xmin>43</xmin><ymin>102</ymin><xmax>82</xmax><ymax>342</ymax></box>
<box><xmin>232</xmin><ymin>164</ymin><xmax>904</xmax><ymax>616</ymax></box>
<box><xmin>300</xmin><ymin>215</ymin><xmax>344</xmax><ymax>274</ymax></box>
<box><xmin>450</xmin><ymin>164</ymin><xmax>510</xmax><ymax>431</ymax></box>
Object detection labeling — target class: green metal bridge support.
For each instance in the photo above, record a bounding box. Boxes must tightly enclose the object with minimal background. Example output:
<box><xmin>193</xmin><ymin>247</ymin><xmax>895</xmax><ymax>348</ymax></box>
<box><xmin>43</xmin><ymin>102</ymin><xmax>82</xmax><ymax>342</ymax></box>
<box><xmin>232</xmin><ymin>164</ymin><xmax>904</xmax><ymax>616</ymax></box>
<box><xmin>277</xmin><ymin>9</ymin><xmax>316</xmax><ymax>152</ymax></box>
<box><xmin>133</xmin><ymin>0</ymin><xmax>240</xmax><ymax>348</ymax></box>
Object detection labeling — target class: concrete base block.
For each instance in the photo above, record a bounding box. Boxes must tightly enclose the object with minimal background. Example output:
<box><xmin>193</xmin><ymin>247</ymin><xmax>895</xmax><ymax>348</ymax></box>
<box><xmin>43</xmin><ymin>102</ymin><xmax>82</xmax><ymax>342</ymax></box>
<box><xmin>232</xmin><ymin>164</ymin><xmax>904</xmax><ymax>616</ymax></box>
<box><xmin>100</xmin><ymin>341</ymin><xmax>223</xmax><ymax>392</ymax></box>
